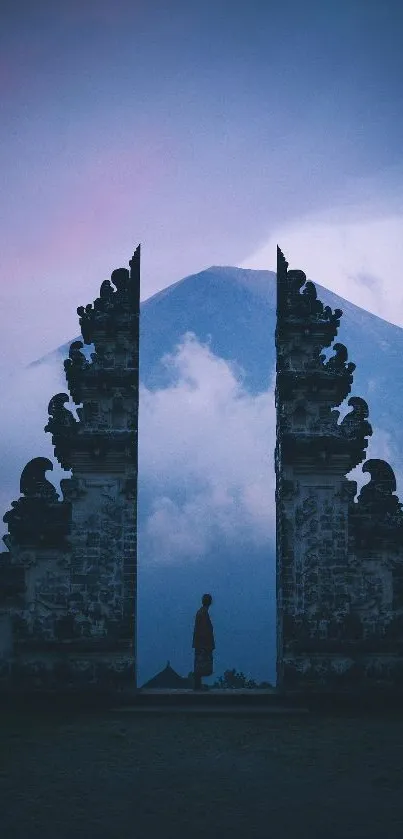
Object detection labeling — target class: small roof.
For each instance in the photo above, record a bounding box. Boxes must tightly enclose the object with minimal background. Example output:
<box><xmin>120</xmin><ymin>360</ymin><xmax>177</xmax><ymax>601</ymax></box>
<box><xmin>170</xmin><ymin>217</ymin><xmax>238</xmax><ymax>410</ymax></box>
<box><xmin>140</xmin><ymin>660</ymin><xmax>190</xmax><ymax>689</ymax></box>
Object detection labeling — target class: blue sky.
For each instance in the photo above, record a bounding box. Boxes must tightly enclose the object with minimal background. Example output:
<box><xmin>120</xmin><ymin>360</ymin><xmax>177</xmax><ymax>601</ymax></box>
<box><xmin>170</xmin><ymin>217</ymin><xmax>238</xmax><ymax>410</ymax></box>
<box><xmin>1</xmin><ymin>1</ymin><xmax>403</xmax><ymax>682</ymax></box>
<box><xmin>1</xmin><ymin>0</ymin><xmax>402</xmax><ymax>373</ymax></box>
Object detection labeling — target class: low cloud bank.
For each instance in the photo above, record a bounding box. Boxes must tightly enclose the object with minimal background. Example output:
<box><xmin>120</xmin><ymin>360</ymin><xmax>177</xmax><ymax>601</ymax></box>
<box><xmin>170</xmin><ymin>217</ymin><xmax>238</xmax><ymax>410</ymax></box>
<box><xmin>1</xmin><ymin>333</ymin><xmax>401</xmax><ymax>685</ymax></box>
<box><xmin>0</xmin><ymin>332</ymin><xmax>401</xmax><ymax>553</ymax></box>
<box><xmin>138</xmin><ymin>333</ymin><xmax>275</xmax><ymax>564</ymax></box>
<box><xmin>242</xmin><ymin>210</ymin><xmax>403</xmax><ymax>329</ymax></box>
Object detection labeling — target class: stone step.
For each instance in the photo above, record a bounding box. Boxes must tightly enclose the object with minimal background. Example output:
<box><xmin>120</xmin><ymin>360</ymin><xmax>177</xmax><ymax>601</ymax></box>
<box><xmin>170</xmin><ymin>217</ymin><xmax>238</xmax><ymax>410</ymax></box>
<box><xmin>110</xmin><ymin>688</ymin><xmax>309</xmax><ymax>715</ymax></box>
<box><xmin>111</xmin><ymin>704</ymin><xmax>309</xmax><ymax>715</ymax></box>
<box><xmin>134</xmin><ymin>688</ymin><xmax>285</xmax><ymax>705</ymax></box>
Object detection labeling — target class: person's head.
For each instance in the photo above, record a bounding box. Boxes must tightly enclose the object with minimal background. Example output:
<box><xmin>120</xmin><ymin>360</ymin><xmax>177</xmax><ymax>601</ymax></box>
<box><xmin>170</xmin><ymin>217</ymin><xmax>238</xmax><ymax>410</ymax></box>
<box><xmin>202</xmin><ymin>593</ymin><xmax>212</xmax><ymax>608</ymax></box>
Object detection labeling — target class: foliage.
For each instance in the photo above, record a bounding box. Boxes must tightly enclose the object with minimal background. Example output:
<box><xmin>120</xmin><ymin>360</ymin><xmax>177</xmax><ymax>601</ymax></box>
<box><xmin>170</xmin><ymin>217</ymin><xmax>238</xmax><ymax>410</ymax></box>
<box><xmin>212</xmin><ymin>668</ymin><xmax>272</xmax><ymax>689</ymax></box>
<box><xmin>212</xmin><ymin>668</ymin><xmax>256</xmax><ymax>689</ymax></box>
<box><xmin>186</xmin><ymin>667</ymin><xmax>273</xmax><ymax>689</ymax></box>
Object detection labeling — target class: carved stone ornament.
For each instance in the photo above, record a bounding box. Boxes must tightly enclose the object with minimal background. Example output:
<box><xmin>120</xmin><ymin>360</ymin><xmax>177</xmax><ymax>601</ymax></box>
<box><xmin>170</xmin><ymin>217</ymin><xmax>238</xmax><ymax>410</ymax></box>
<box><xmin>3</xmin><ymin>458</ymin><xmax>70</xmax><ymax>548</ymax></box>
<box><xmin>352</xmin><ymin>459</ymin><xmax>403</xmax><ymax>548</ymax></box>
<box><xmin>77</xmin><ymin>260</ymin><xmax>137</xmax><ymax>348</ymax></box>
<box><xmin>44</xmin><ymin>393</ymin><xmax>78</xmax><ymax>470</ymax></box>
<box><xmin>63</xmin><ymin>340</ymin><xmax>89</xmax><ymax>403</ymax></box>
<box><xmin>276</xmin><ymin>246</ymin><xmax>403</xmax><ymax>691</ymax></box>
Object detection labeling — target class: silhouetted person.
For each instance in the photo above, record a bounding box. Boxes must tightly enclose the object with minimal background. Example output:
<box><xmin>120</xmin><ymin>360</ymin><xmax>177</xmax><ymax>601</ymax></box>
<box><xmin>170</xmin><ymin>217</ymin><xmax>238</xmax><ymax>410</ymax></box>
<box><xmin>192</xmin><ymin>593</ymin><xmax>215</xmax><ymax>690</ymax></box>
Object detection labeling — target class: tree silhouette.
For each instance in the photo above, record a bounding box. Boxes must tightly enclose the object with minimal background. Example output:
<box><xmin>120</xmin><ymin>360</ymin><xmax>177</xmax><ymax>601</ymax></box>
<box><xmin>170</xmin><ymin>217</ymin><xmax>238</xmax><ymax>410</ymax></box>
<box><xmin>212</xmin><ymin>668</ymin><xmax>272</xmax><ymax>689</ymax></box>
<box><xmin>186</xmin><ymin>667</ymin><xmax>273</xmax><ymax>689</ymax></box>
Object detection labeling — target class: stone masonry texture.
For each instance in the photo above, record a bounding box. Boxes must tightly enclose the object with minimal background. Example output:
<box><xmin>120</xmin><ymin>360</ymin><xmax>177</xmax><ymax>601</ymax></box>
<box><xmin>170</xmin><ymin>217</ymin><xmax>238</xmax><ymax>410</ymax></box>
<box><xmin>275</xmin><ymin>246</ymin><xmax>403</xmax><ymax>693</ymax></box>
<box><xmin>0</xmin><ymin>248</ymin><xmax>140</xmax><ymax>693</ymax></box>
<box><xmin>1</xmin><ymin>242</ymin><xmax>403</xmax><ymax>697</ymax></box>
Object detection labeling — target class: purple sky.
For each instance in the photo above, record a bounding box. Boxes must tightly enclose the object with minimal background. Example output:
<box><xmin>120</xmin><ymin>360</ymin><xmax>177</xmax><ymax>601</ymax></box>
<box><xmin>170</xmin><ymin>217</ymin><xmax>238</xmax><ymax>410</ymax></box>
<box><xmin>1</xmin><ymin>0</ymin><xmax>403</xmax><ymax>373</ymax></box>
<box><xmin>1</xmin><ymin>2</ymin><xmax>403</xmax><ymax>681</ymax></box>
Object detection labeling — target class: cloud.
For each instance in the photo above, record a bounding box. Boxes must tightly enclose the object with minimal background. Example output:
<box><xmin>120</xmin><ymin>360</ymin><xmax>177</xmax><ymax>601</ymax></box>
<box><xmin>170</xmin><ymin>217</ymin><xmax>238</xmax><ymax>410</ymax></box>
<box><xmin>0</xmin><ymin>334</ymin><xmax>276</xmax><ymax>559</ymax></box>
<box><xmin>139</xmin><ymin>335</ymin><xmax>403</xmax><ymax>565</ymax></box>
<box><xmin>241</xmin><ymin>209</ymin><xmax>403</xmax><ymax>329</ymax></box>
<box><xmin>138</xmin><ymin>333</ymin><xmax>275</xmax><ymax>564</ymax></box>
<box><xmin>1</xmin><ymin>332</ymin><xmax>401</xmax><ymax>558</ymax></box>
<box><xmin>354</xmin><ymin>273</ymin><xmax>382</xmax><ymax>294</ymax></box>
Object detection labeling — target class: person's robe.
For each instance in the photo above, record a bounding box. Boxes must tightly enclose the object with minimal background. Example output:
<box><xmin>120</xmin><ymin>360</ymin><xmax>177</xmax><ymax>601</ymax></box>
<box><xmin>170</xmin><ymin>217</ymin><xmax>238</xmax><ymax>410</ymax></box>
<box><xmin>192</xmin><ymin>606</ymin><xmax>215</xmax><ymax>651</ymax></box>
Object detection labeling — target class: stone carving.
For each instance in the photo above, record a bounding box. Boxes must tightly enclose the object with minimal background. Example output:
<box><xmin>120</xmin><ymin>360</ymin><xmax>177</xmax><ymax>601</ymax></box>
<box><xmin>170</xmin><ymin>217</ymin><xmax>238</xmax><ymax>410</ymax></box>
<box><xmin>287</xmin><ymin>268</ymin><xmax>308</xmax><ymax>298</ymax></box>
<box><xmin>89</xmin><ymin>438</ymin><xmax>108</xmax><ymax>460</ymax></box>
<box><xmin>280</xmin><ymin>479</ymin><xmax>300</xmax><ymax>502</ymax></box>
<box><xmin>352</xmin><ymin>459</ymin><xmax>403</xmax><ymax>549</ymax></box>
<box><xmin>120</xmin><ymin>475</ymin><xmax>137</xmax><ymax>501</ymax></box>
<box><xmin>67</xmin><ymin>340</ymin><xmax>87</xmax><ymax>367</ymax></box>
<box><xmin>60</xmin><ymin>475</ymin><xmax>86</xmax><ymax>502</ymax></box>
<box><xmin>20</xmin><ymin>457</ymin><xmax>59</xmax><ymax>501</ymax></box>
<box><xmin>339</xmin><ymin>396</ymin><xmax>371</xmax><ymax>439</ymax></box>
<box><xmin>111</xmin><ymin>267</ymin><xmax>130</xmax><ymax>292</ymax></box>
<box><xmin>94</xmin><ymin>279</ymin><xmax>115</xmax><ymax>313</ymax></box>
<box><xmin>77</xmin><ymin>265</ymin><xmax>135</xmax><ymax>347</ymax></box>
<box><xmin>3</xmin><ymin>458</ymin><xmax>70</xmax><ymax>549</ymax></box>
<box><xmin>301</xmin><ymin>281</ymin><xmax>324</xmax><ymax>317</ymax></box>
<box><xmin>322</xmin><ymin>342</ymin><xmax>356</xmax><ymax>377</ymax></box>
<box><xmin>45</xmin><ymin>393</ymin><xmax>78</xmax><ymax>470</ymax></box>
<box><xmin>276</xmin><ymin>245</ymin><xmax>403</xmax><ymax>693</ymax></box>
<box><xmin>64</xmin><ymin>341</ymin><xmax>89</xmax><ymax>404</ymax></box>
<box><xmin>338</xmin><ymin>396</ymin><xmax>372</xmax><ymax>469</ymax></box>
<box><xmin>0</xmin><ymin>246</ymin><xmax>140</xmax><ymax>693</ymax></box>
<box><xmin>0</xmin><ymin>557</ymin><xmax>25</xmax><ymax>602</ymax></box>
<box><xmin>277</xmin><ymin>246</ymin><xmax>343</xmax><ymax>334</ymax></box>
<box><xmin>360</xmin><ymin>459</ymin><xmax>399</xmax><ymax>501</ymax></box>
<box><xmin>295</xmin><ymin>493</ymin><xmax>317</xmax><ymax>529</ymax></box>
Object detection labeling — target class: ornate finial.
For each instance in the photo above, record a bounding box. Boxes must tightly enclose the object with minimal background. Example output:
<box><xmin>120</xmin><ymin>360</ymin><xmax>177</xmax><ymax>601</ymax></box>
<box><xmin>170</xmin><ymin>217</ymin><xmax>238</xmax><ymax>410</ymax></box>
<box><xmin>3</xmin><ymin>457</ymin><xmax>69</xmax><ymax>549</ymax></box>
<box><xmin>110</xmin><ymin>268</ymin><xmax>129</xmax><ymax>291</ymax></box>
<box><xmin>277</xmin><ymin>245</ymin><xmax>288</xmax><ymax>277</ymax></box>
<box><xmin>129</xmin><ymin>244</ymin><xmax>141</xmax><ymax>280</ymax></box>
<box><xmin>362</xmin><ymin>459</ymin><xmax>397</xmax><ymax>495</ymax></box>
<box><xmin>45</xmin><ymin>394</ymin><xmax>77</xmax><ymax>471</ymax></box>
<box><xmin>353</xmin><ymin>459</ymin><xmax>403</xmax><ymax>546</ymax></box>
<box><xmin>20</xmin><ymin>457</ymin><xmax>57</xmax><ymax>499</ymax></box>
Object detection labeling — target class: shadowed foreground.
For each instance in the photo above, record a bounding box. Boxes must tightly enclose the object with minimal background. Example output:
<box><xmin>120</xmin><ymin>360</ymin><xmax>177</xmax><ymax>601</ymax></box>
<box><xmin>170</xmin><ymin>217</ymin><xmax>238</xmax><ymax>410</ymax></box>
<box><xmin>1</xmin><ymin>708</ymin><xmax>403</xmax><ymax>838</ymax></box>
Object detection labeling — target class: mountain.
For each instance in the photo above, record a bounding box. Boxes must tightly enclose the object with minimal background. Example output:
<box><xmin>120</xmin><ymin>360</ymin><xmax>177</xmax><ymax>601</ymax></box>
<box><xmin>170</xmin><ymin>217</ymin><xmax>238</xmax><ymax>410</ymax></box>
<box><xmin>40</xmin><ymin>265</ymin><xmax>403</xmax><ymax>428</ymax></box>
<box><xmin>10</xmin><ymin>267</ymin><xmax>403</xmax><ymax>686</ymax></box>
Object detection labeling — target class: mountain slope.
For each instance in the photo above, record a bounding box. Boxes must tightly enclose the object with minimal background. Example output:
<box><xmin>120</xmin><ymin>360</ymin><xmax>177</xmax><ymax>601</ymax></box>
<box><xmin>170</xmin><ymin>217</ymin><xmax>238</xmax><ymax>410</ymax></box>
<box><xmin>44</xmin><ymin>265</ymin><xmax>403</xmax><ymax>416</ymax></box>
<box><xmin>16</xmin><ymin>267</ymin><xmax>403</xmax><ymax>686</ymax></box>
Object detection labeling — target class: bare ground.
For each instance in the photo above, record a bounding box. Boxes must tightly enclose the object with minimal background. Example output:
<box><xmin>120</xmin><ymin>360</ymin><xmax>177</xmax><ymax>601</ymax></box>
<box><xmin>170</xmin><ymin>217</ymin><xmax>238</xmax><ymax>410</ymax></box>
<box><xmin>1</xmin><ymin>707</ymin><xmax>403</xmax><ymax>839</ymax></box>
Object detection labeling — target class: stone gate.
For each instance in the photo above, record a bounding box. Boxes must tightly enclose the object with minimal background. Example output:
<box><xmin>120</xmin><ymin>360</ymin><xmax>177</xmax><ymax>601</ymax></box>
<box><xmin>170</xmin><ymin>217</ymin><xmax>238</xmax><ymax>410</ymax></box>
<box><xmin>0</xmin><ymin>247</ymin><xmax>140</xmax><ymax>693</ymax></box>
<box><xmin>1</xmin><ymin>243</ymin><xmax>403</xmax><ymax>696</ymax></box>
<box><xmin>276</xmin><ymin>246</ymin><xmax>403</xmax><ymax>693</ymax></box>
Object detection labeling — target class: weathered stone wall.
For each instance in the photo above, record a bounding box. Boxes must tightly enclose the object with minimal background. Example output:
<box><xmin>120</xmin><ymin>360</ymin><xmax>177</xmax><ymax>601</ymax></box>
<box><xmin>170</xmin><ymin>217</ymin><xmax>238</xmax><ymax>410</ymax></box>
<box><xmin>275</xmin><ymin>246</ymin><xmax>403</xmax><ymax>693</ymax></box>
<box><xmin>0</xmin><ymin>248</ymin><xmax>140</xmax><ymax>693</ymax></box>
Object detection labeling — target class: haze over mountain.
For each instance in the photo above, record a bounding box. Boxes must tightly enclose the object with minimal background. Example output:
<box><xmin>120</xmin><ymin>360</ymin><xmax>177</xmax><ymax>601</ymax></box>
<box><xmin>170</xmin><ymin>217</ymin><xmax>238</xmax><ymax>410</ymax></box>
<box><xmin>2</xmin><ymin>266</ymin><xmax>403</xmax><ymax>687</ymax></box>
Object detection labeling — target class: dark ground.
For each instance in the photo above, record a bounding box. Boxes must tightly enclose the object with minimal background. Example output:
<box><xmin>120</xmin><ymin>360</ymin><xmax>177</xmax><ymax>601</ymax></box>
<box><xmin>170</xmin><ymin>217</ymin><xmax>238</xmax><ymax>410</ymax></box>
<box><xmin>1</xmin><ymin>707</ymin><xmax>403</xmax><ymax>839</ymax></box>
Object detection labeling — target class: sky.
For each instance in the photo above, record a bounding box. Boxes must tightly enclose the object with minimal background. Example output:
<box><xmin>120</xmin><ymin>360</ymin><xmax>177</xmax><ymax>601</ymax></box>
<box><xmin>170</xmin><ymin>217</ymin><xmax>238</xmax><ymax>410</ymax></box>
<box><xmin>1</xmin><ymin>0</ymin><xmax>403</xmax><ymax>374</ymax></box>
<box><xmin>1</xmin><ymin>0</ymin><xmax>403</xmax><ymax>682</ymax></box>
<box><xmin>1</xmin><ymin>326</ymin><xmax>400</xmax><ymax>685</ymax></box>
<box><xmin>0</xmin><ymin>333</ymin><xmax>276</xmax><ymax>556</ymax></box>
<box><xmin>139</xmin><ymin>333</ymin><xmax>275</xmax><ymax>561</ymax></box>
